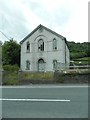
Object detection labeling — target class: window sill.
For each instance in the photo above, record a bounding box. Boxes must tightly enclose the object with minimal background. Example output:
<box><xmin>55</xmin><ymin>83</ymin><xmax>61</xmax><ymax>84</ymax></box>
<box><xmin>26</xmin><ymin>69</ymin><xmax>30</xmax><ymax>70</ymax></box>
<box><xmin>26</xmin><ymin>51</ymin><xmax>30</xmax><ymax>53</ymax></box>
<box><xmin>53</xmin><ymin>49</ymin><xmax>57</xmax><ymax>51</ymax></box>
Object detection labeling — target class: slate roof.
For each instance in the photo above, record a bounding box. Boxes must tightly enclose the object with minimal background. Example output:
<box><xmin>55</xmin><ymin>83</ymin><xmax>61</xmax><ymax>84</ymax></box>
<box><xmin>20</xmin><ymin>24</ymin><xmax>68</xmax><ymax>46</ymax></box>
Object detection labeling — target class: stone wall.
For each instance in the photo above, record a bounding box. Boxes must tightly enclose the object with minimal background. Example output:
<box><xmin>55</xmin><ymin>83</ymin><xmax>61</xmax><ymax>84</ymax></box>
<box><xmin>54</xmin><ymin>71</ymin><xmax>89</xmax><ymax>83</ymax></box>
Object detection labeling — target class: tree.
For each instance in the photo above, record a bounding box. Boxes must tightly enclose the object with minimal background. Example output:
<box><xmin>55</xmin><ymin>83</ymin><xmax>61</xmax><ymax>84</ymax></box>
<box><xmin>67</xmin><ymin>41</ymin><xmax>90</xmax><ymax>60</ymax></box>
<box><xmin>2</xmin><ymin>39</ymin><xmax>20</xmax><ymax>66</ymax></box>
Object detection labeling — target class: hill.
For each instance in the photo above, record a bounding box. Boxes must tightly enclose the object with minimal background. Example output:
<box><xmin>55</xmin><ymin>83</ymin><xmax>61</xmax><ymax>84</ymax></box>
<box><xmin>67</xmin><ymin>41</ymin><xmax>90</xmax><ymax>59</ymax></box>
<box><xmin>67</xmin><ymin>41</ymin><xmax>90</xmax><ymax>65</ymax></box>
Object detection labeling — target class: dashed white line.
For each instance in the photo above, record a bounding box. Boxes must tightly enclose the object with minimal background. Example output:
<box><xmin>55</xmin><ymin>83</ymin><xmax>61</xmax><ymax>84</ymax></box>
<box><xmin>0</xmin><ymin>98</ymin><xmax>70</xmax><ymax>102</ymax></box>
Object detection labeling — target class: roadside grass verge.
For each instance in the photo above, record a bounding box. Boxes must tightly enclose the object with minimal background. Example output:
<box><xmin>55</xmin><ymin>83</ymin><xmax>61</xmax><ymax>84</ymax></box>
<box><xmin>3</xmin><ymin>72</ymin><xmax>19</xmax><ymax>85</ymax></box>
<box><xmin>2</xmin><ymin>70</ymin><xmax>89</xmax><ymax>85</ymax></box>
<box><xmin>2</xmin><ymin>72</ymin><xmax>54</xmax><ymax>85</ymax></box>
<box><xmin>21</xmin><ymin>72</ymin><xmax>54</xmax><ymax>80</ymax></box>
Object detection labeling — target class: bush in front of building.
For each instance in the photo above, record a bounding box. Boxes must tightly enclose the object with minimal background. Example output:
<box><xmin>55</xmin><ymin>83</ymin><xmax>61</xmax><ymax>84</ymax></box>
<box><xmin>3</xmin><ymin>64</ymin><xmax>19</xmax><ymax>71</ymax></box>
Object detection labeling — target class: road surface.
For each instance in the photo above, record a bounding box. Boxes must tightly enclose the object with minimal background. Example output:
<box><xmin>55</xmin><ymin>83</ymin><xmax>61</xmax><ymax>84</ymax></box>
<box><xmin>1</xmin><ymin>84</ymin><xmax>88</xmax><ymax>118</ymax></box>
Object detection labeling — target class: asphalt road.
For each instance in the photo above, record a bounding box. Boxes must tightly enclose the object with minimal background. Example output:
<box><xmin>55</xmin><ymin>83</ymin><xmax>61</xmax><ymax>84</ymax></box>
<box><xmin>1</xmin><ymin>84</ymin><xmax>88</xmax><ymax>118</ymax></box>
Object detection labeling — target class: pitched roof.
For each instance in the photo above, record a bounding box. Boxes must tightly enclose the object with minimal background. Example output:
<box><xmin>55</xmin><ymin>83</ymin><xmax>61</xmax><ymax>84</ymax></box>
<box><xmin>20</xmin><ymin>24</ymin><xmax>68</xmax><ymax>45</ymax></box>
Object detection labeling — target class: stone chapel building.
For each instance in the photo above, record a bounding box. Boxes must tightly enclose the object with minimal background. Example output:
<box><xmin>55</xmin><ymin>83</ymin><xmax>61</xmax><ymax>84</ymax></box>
<box><xmin>20</xmin><ymin>24</ymin><xmax>70</xmax><ymax>72</ymax></box>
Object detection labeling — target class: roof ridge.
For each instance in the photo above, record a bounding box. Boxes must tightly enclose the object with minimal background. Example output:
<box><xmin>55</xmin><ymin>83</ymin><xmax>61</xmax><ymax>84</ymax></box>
<box><xmin>20</xmin><ymin>24</ymin><xmax>66</xmax><ymax>44</ymax></box>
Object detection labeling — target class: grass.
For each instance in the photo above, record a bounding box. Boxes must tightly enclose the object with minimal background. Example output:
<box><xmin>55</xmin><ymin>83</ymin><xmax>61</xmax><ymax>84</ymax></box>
<box><xmin>2</xmin><ymin>71</ymin><xmax>54</xmax><ymax>85</ymax></box>
<box><xmin>2</xmin><ymin>70</ymin><xmax>90</xmax><ymax>85</ymax></box>
<box><xmin>21</xmin><ymin>72</ymin><xmax>54</xmax><ymax>80</ymax></box>
<box><xmin>73</xmin><ymin>57</ymin><xmax>90</xmax><ymax>65</ymax></box>
<box><xmin>3</xmin><ymin>72</ymin><xmax>19</xmax><ymax>85</ymax></box>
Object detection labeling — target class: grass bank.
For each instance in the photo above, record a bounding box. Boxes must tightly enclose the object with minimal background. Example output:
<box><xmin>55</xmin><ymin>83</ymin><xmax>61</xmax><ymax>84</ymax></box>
<box><xmin>2</xmin><ymin>70</ymin><xmax>89</xmax><ymax>85</ymax></box>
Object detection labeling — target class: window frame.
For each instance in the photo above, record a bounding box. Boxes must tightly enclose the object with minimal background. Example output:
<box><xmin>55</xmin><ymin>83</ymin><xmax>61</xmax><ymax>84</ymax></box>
<box><xmin>26</xmin><ymin>60</ymin><xmax>30</xmax><ymax>70</ymax></box>
<box><xmin>26</xmin><ymin>41</ymin><xmax>30</xmax><ymax>52</ymax></box>
<box><xmin>53</xmin><ymin>60</ymin><xmax>57</xmax><ymax>70</ymax></box>
<box><xmin>38</xmin><ymin>39</ymin><xmax>44</xmax><ymax>51</ymax></box>
<box><xmin>53</xmin><ymin>38</ymin><xmax>57</xmax><ymax>50</ymax></box>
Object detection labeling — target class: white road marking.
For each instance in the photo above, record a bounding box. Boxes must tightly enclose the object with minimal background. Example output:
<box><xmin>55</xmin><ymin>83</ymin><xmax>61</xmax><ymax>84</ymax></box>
<box><xmin>0</xmin><ymin>85</ymin><xmax>88</xmax><ymax>88</ymax></box>
<box><xmin>0</xmin><ymin>98</ymin><xmax>70</xmax><ymax>102</ymax></box>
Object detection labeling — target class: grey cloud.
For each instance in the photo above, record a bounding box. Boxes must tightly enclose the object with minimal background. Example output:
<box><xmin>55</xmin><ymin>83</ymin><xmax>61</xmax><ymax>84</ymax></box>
<box><xmin>26</xmin><ymin>1</ymin><xmax>71</xmax><ymax>27</ymax></box>
<box><xmin>53</xmin><ymin>7</ymin><xmax>71</xmax><ymax>27</ymax></box>
<box><xmin>0</xmin><ymin>0</ymin><xmax>72</xmax><ymax>42</ymax></box>
<box><xmin>0</xmin><ymin>0</ymin><xmax>29</xmax><ymax>42</ymax></box>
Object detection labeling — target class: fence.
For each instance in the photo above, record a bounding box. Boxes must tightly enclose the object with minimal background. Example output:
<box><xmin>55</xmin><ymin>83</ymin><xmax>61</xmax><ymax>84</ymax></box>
<box><xmin>64</xmin><ymin>65</ymin><xmax>90</xmax><ymax>73</ymax></box>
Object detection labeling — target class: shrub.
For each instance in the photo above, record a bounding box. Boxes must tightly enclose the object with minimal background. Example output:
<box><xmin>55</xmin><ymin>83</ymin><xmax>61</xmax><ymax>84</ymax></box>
<box><xmin>3</xmin><ymin>64</ymin><xmax>19</xmax><ymax>71</ymax></box>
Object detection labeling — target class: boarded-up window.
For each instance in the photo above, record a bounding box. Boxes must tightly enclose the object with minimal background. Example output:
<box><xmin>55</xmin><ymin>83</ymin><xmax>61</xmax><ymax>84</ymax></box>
<box><xmin>53</xmin><ymin>60</ymin><xmax>57</xmax><ymax>70</ymax></box>
<box><xmin>38</xmin><ymin>39</ymin><xmax>44</xmax><ymax>51</ymax></box>
<box><xmin>38</xmin><ymin>59</ymin><xmax>45</xmax><ymax>72</ymax></box>
<box><xmin>26</xmin><ymin>41</ymin><xmax>30</xmax><ymax>52</ymax></box>
<box><xmin>26</xmin><ymin>60</ymin><xmax>30</xmax><ymax>70</ymax></box>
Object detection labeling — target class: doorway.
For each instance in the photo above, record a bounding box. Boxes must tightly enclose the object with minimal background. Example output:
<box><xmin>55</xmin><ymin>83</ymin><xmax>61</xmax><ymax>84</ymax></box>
<box><xmin>38</xmin><ymin>59</ymin><xmax>45</xmax><ymax>72</ymax></box>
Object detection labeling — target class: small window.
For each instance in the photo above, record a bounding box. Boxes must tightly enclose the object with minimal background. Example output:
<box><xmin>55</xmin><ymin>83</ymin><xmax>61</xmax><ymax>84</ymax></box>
<box><xmin>53</xmin><ymin>60</ymin><xmax>57</xmax><ymax>70</ymax></box>
<box><xmin>53</xmin><ymin>38</ymin><xmax>57</xmax><ymax>50</ymax></box>
<box><xmin>38</xmin><ymin>39</ymin><xmax>44</xmax><ymax>51</ymax></box>
<box><xmin>26</xmin><ymin>41</ymin><xmax>30</xmax><ymax>52</ymax></box>
<box><xmin>26</xmin><ymin>60</ymin><xmax>30</xmax><ymax>70</ymax></box>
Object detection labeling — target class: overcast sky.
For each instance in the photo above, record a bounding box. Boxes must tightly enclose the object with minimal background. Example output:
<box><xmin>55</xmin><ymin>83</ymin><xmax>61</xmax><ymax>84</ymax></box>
<box><xmin>0</xmin><ymin>0</ymin><xmax>88</xmax><ymax>43</ymax></box>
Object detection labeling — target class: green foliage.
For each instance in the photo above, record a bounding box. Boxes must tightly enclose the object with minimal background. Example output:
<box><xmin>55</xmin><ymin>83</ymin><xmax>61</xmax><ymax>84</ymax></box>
<box><xmin>3</xmin><ymin>72</ymin><xmax>54</xmax><ymax>85</ymax></box>
<box><xmin>67</xmin><ymin>41</ymin><xmax>90</xmax><ymax>60</ymax></box>
<box><xmin>3</xmin><ymin>79</ymin><xmax>19</xmax><ymax>85</ymax></box>
<box><xmin>2</xmin><ymin>39</ymin><xmax>20</xmax><ymax>66</ymax></box>
<box><xmin>73</xmin><ymin>57</ymin><xmax>90</xmax><ymax>65</ymax></box>
<box><xmin>70</xmin><ymin>52</ymin><xmax>87</xmax><ymax>60</ymax></box>
<box><xmin>3</xmin><ymin>72</ymin><xmax>19</xmax><ymax>85</ymax></box>
<box><xmin>22</xmin><ymin>72</ymin><xmax>53</xmax><ymax>80</ymax></box>
<box><xmin>3</xmin><ymin>64</ymin><xmax>19</xmax><ymax>71</ymax></box>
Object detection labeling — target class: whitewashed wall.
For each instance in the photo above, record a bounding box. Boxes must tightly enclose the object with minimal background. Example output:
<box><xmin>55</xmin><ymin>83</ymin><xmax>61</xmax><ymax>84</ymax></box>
<box><xmin>20</xmin><ymin>27</ymin><xmax>70</xmax><ymax>71</ymax></box>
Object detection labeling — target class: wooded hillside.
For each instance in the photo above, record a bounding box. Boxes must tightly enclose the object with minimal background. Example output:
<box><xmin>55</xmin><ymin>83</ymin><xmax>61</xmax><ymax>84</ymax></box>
<box><xmin>67</xmin><ymin>41</ymin><xmax>90</xmax><ymax>60</ymax></box>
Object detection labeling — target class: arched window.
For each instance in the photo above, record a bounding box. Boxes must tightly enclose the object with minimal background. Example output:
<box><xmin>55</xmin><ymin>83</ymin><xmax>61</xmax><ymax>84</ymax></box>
<box><xmin>26</xmin><ymin>41</ymin><xmax>30</xmax><ymax>52</ymax></box>
<box><xmin>53</xmin><ymin>38</ymin><xmax>57</xmax><ymax>50</ymax></box>
<box><xmin>38</xmin><ymin>39</ymin><xmax>44</xmax><ymax>51</ymax></box>
<box><xmin>26</xmin><ymin>60</ymin><xmax>30</xmax><ymax>70</ymax></box>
